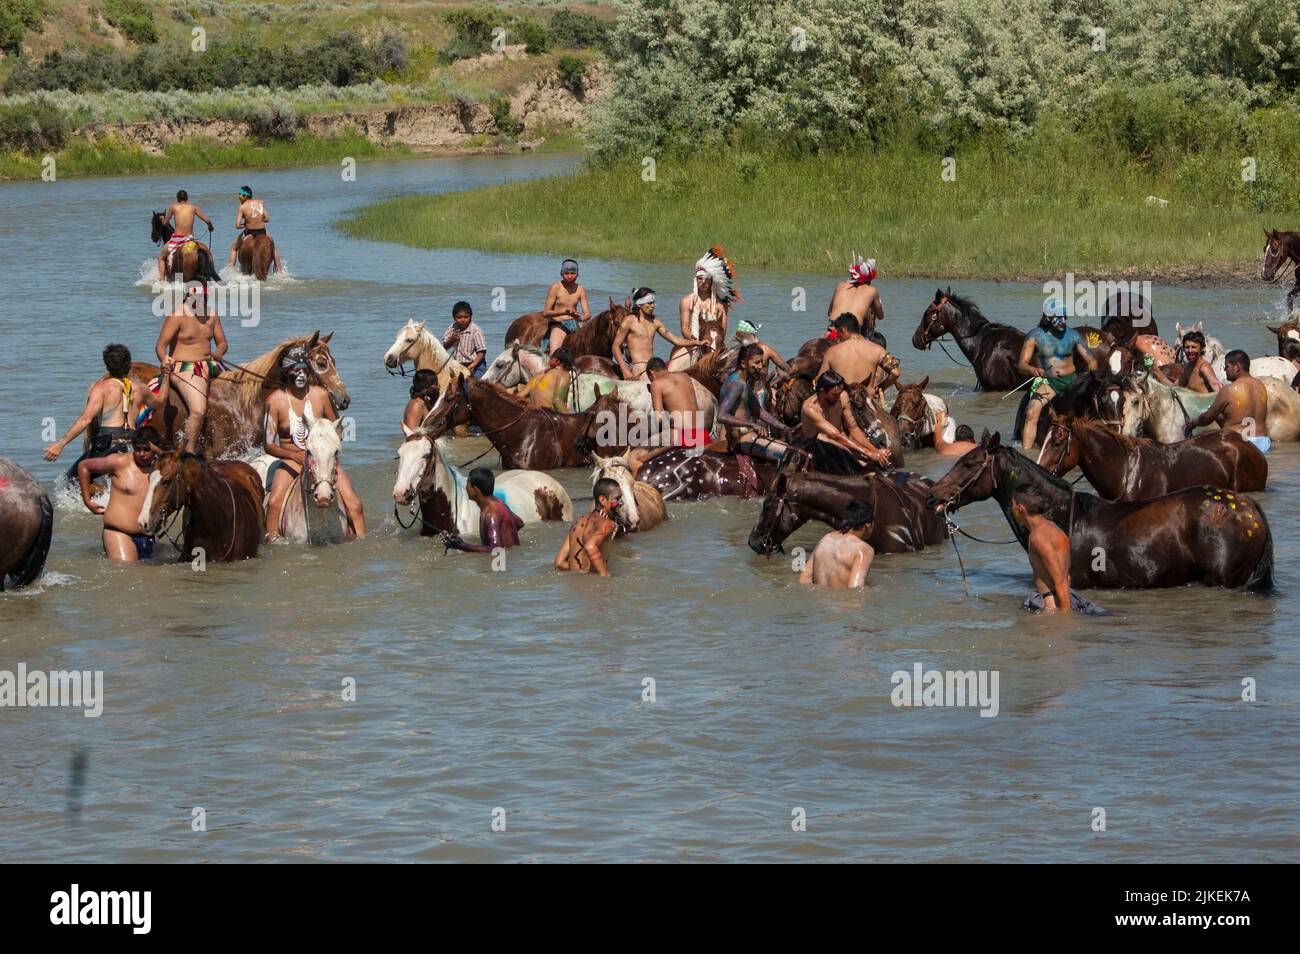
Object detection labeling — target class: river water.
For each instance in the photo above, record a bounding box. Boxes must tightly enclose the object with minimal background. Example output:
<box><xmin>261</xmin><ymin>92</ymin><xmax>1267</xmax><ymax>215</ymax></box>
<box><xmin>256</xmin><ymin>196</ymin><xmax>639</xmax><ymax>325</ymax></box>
<box><xmin>0</xmin><ymin>155</ymin><xmax>1296</xmax><ymax>862</ymax></box>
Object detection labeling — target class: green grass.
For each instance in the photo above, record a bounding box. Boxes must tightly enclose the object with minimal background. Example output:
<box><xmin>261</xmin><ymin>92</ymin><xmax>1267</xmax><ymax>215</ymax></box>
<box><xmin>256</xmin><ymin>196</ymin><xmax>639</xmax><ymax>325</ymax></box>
<box><xmin>336</xmin><ymin>137</ymin><xmax>1281</xmax><ymax>279</ymax></box>
<box><xmin>0</xmin><ymin>131</ymin><xmax>408</xmax><ymax>179</ymax></box>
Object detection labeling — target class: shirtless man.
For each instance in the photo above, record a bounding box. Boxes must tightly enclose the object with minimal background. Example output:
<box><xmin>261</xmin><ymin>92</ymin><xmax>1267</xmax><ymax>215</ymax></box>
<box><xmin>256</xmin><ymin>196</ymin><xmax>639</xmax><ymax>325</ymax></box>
<box><xmin>263</xmin><ymin>348</ymin><xmax>365</xmax><ymax>540</ymax></box>
<box><xmin>799</xmin><ymin>499</ymin><xmax>875</xmax><ymax>589</ymax></box>
<box><xmin>228</xmin><ymin>185</ymin><xmax>282</xmax><ymax>273</ymax></box>
<box><xmin>45</xmin><ymin>343</ymin><xmax>171</xmax><ymax>474</ymax></box>
<box><xmin>544</xmin><ymin>259</ymin><xmax>591</xmax><ymax>354</ymax></box>
<box><xmin>668</xmin><ymin>251</ymin><xmax>736</xmax><ymax>370</ymax></box>
<box><xmin>441</xmin><ymin>468</ymin><xmax>525</xmax><ymax>554</ymax></box>
<box><xmin>800</xmin><ymin>370</ymin><xmax>892</xmax><ymax>468</ymax></box>
<box><xmin>826</xmin><ymin>255</ymin><xmax>883</xmax><ymax>333</ymax></box>
<box><xmin>718</xmin><ymin>344</ymin><xmax>791</xmax><ymax>465</ymax></box>
<box><xmin>526</xmin><ymin>348</ymin><xmax>574</xmax><ymax>412</ymax></box>
<box><xmin>613</xmin><ymin>288</ymin><xmax>704</xmax><ymax>381</ymax></box>
<box><xmin>932</xmin><ymin>409</ymin><xmax>978</xmax><ymax>457</ymax></box>
<box><xmin>818</xmin><ymin>313</ymin><xmax>887</xmax><ymax>395</ymax></box>
<box><xmin>554</xmin><ymin>477</ymin><xmax>624</xmax><ymax>577</ymax></box>
<box><xmin>77</xmin><ymin>426</ymin><xmax>164</xmax><ymax>562</ymax></box>
<box><xmin>734</xmin><ymin>319</ymin><xmax>790</xmax><ymax>380</ymax></box>
<box><xmin>645</xmin><ymin>357</ymin><xmax>707</xmax><ymax>448</ymax></box>
<box><xmin>401</xmin><ymin>369</ymin><xmax>440</xmax><ymax>434</ymax></box>
<box><xmin>156</xmin><ymin>283</ymin><xmax>228</xmax><ymax>453</ymax></box>
<box><xmin>1156</xmin><ymin>330</ymin><xmax>1220</xmax><ymax>393</ymax></box>
<box><xmin>1191</xmin><ymin>349</ymin><xmax>1269</xmax><ymax>449</ymax></box>
<box><xmin>158</xmin><ymin>189</ymin><xmax>215</xmax><ymax>282</ymax></box>
<box><xmin>1011</xmin><ymin>485</ymin><xmax>1072</xmax><ymax>613</ymax></box>
<box><xmin>1018</xmin><ymin>300</ymin><xmax>1096</xmax><ymax>450</ymax></box>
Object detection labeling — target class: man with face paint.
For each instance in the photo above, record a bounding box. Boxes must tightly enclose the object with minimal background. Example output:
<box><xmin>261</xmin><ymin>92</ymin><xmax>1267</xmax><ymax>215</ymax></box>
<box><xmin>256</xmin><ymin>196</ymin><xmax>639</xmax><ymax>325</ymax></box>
<box><xmin>612</xmin><ymin>287</ymin><xmax>705</xmax><ymax>381</ymax></box>
<box><xmin>554</xmin><ymin>477</ymin><xmax>625</xmax><ymax>576</ymax></box>
<box><xmin>1017</xmin><ymin>299</ymin><xmax>1096</xmax><ymax>450</ymax></box>
<box><xmin>77</xmin><ymin>426</ymin><xmax>164</xmax><ymax>562</ymax></box>
<box><xmin>544</xmin><ymin>259</ymin><xmax>591</xmax><ymax>355</ymax></box>
<box><xmin>262</xmin><ymin>347</ymin><xmax>366</xmax><ymax>541</ymax></box>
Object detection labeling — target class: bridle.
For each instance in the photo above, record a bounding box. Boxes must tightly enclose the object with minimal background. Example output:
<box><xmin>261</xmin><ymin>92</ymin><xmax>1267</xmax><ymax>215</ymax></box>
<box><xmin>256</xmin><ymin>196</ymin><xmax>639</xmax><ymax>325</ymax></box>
<box><xmin>936</xmin><ymin>448</ymin><xmax>997</xmax><ymax>513</ymax></box>
<box><xmin>1262</xmin><ymin>236</ymin><xmax>1295</xmax><ymax>283</ymax></box>
<box><xmin>386</xmin><ymin>329</ymin><xmax>452</xmax><ymax>378</ymax></box>
<box><xmin>919</xmin><ymin>298</ymin><xmax>978</xmax><ymax>366</ymax></box>
<box><xmin>893</xmin><ymin>390</ymin><xmax>931</xmax><ymax>446</ymax></box>
<box><xmin>151</xmin><ymin>457</ymin><xmax>240</xmax><ymax>562</ymax></box>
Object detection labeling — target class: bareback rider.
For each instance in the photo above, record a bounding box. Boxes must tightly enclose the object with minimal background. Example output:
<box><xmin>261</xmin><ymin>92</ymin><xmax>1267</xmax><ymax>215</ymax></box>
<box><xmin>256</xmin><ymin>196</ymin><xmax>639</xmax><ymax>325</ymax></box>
<box><xmin>669</xmin><ymin>246</ymin><xmax>738</xmax><ymax>371</ymax></box>
<box><xmin>228</xmin><ymin>184</ymin><xmax>283</xmax><ymax>274</ymax></box>
<box><xmin>158</xmin><ymin>189</ymin><xmax>215</xmax><ymax>282</ymax></box>
<box><xmin>826</xmin><ymin>253</ymin><xmax>884</xmax><ymax>333</ymax></box>
<box><xmin>1018</xmin><ymin>299</ymin><xmax>1096</xmax><ymax>450</ymax></box>
<box><xmin>544</xmin><ymin>259</ymin><xmax>591</xmax><ymax>354</ymax></box>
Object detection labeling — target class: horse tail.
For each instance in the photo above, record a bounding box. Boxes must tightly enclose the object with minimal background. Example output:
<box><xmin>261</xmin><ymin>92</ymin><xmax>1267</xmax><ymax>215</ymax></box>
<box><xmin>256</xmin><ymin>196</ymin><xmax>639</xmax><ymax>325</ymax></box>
<box><xmin>1245</xmin><ymin>504</ymin><xmax>1274</xmax><ymax>593</ymax></box>
<box><xmin>10</xmin><ymin>491</ymin><xmax>54</xmax><ymax>589</ymax></box>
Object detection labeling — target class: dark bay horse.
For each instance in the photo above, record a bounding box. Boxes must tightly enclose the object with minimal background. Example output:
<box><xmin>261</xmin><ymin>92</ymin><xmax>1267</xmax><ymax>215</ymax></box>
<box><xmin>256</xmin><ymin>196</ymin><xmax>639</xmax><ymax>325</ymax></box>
<box><xmin>237</xmin><ymin>231</ymin><xmax>277</xmax><ymax>281</ymax></box>
<box><xmin>748</xmin><ymin>469</ymin><xmax>948</xmax><ymax>555</ymax></box>
<box><xmin>1261</xmin><ymin>228</ymin><xmax>1300</xmax><ymax>310</ymax></box>
<box><xmin>151</xmin><ymin>212</ymin><xmax>220</xmax><ymax>284</ymax></box>
<box><xmin>847</xmin><ymin>383</ymin><xmax>904</xmax><ymax>468</ymax></box>
<box><xmin>911</xmin><ymin>288</ymin><xmax>1109</xmax><ymax>391</ymax></box>
<box><xmin>429</xmin><ymin>374</ymin><xmax>621</xmax><ymax>470</ymax></box>
<box><xmin>1039</xmin><ymin>416</ymin><xmax>1268</xmax><ymax>500</ymax></box>
<box><xmin>927</xmin><ymin>432</ymin><xmax>1273</xmax><ymax>590</ymax></box>
<box><xmin>635</xmin><ymin>449</ymin><xmax>780</xmax><ymax>501</ymax></box>
<box><xmin>140</xmin><ymin>451</ymin><xmax>263</xmax><ymax>562</ymax></box>
<box><xmin>0</xmin><ymin>458</ymin><xmax>53</xmax><ymax>590</ymax></box>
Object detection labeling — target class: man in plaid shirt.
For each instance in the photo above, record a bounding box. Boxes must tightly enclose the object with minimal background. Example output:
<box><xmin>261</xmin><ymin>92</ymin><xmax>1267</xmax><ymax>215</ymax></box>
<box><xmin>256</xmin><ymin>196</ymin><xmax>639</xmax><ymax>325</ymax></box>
<box><xmin>443</xmin><ymin>300</ymin><xmax>488</xmax><ymax>377</ymax></box>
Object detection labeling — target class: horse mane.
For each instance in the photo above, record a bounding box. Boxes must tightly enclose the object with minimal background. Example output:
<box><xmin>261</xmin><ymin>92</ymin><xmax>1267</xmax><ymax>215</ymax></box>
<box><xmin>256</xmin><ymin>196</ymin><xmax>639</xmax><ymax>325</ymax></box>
<box><xmin>947</xmin><ymin>292</ymin><xmax>992</xmax><ymax>328</ymax></box>
<box><xmin>226</xmin><ymin>337</ymin><xmax>312</xmax><ymax>407</ymax></box>
<box><xmin>472</xmin><ymin>376</ymin><xmax>531</xmax><ymax>407</ymax></box>
<box><xmin>1075</xmin><ymin>416</ymin><xmax>1144</xmax><ymax>451</ymax></box>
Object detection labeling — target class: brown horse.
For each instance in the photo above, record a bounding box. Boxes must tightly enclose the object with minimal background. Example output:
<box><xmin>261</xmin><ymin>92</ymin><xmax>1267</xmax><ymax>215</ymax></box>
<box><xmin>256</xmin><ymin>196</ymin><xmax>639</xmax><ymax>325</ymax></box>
<box><xmin>1266</xmin><ymin>318</ymin><xmax>1300</xmax><ymax>356</ymax></box>
<box><xmin>927</xmin><ymin>431</ymin><xmax>1273</xmax><ymax>590</ymax></box>
<box><xmin>1038</xmin><ymin>416</ymin><xmax>1267</xmax><ymax>500</ymax></box>
<box><xmin>683</xmin><ymin>346</ymin><xmax>736</xmax><ymax>398</ymax></box>
<box><xmin>889</xmin><ymin>377</ymin><xmax>932</xmax><ymax>449</ymax></box>
<box><xmin>846</xmin><ymin>383</ymin><xmax>904</xmax><ymax>468</ymax></box>
<box><xmin>238</xmin><ymin>232</ymin><xmax>277</xmax><ymax>280</ymax></box>
<box><xmin>428</xmin><ymin>373</ymin><xmax>621</xmax><ymax>470</ymax></box>
<box><xmin>140</xmin><ymin>451</ymin><xmax>263</xmax><ymax>562</ymax></box>
<box><xmin>796</xmin><ymin>337</ymin><xmax>832</xmax><ymax>363</ymax></box>
<box><xmin>100</xmin><ymin>333</ymin><xmax>348</xmax><ymax>457</ymax></box>
<box><xmin>1261</xmin><ymin>228</ymin><xmax>1300</xmax><ymax>310</ymax></box>
<box><xmin>504</xmin><ymin>311</ymin><xmax>549</xmax><ymax>348</ymax></box>
<box><xmin>151</xmin><ymin>212</ymin><xmax>220</xmax><ymax>284</ymax></box>
<box><xmin>0</xmin><ymin>458</ymin><xmax>53</xmax><ymax>590</ymax></box>
<box><xmin>771</xmin><ymin>368</ymin><xmax>815</xmax><ymax>428</ymax></box>
<box><xmin>635</xmin><ymin>448</ymin><xmax>780</xmax><ymax>501</ymax></box>
<box><xmin>748</xmin><ymin>469</ymin><xmax>948</xmax><ymax>555</ymax></box>
<box><xmin>561</xmin><ymin>300</ymin><xmax>627</xmax><ymax>362</ymax></box>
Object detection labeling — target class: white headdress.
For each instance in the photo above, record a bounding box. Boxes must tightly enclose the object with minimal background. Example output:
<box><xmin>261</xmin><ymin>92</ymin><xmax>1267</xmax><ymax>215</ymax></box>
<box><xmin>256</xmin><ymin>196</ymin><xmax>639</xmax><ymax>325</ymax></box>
<box><xmin>693</xmin><ymin>245</ymin><xmax>738</xmax><ymax>304</ymax></box>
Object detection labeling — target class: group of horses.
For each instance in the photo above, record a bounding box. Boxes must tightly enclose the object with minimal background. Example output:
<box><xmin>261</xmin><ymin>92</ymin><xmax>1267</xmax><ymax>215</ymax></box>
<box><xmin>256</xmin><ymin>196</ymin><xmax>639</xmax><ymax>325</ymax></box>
<box><xmin>150</xmin><ymin>212</ymin><xmax>277</xmax><ymax>282</ymax></box>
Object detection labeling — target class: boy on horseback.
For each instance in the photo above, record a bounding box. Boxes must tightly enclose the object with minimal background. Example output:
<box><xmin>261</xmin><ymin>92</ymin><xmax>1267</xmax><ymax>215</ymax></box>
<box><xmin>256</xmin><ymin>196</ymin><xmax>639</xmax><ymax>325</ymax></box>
<box><xmin>262</xmin><ymin>348</ymin><xmax>366</xmax><ymax>541</ymax></box>
<box><xmin>544</xmin><ymin>259</ymin><xmax>590</xmax><ymax>354</ymax></box>
<box><xmin>156</xmin><ymin>284</ymin><xmax>228</xmax><ymax>454</ymax></box>
<box><xmin>1018</xmin><ymin>299</ymin><xmax>1097</xmax><ymax>450</ymax></box>
<box><xmin>228</xmin><ymin>185</ymin><xmax>283</xmax><ymax>274</ymax></box>
<box><xmin>157</xmin><ymin>189</ymin><xmax>215</xmax><ymax>283</ymax></box>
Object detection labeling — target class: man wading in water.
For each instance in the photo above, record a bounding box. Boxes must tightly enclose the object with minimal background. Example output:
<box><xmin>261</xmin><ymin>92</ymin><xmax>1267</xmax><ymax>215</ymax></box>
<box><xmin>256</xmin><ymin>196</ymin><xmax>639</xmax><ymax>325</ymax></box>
<box><xmin>554</xmin><ymin>477</ymin><xmax>624</xmax><ymax>577</ymax></box>
<box><xmin>544</xmin><ymin>259</ymin><xmax>591</xmax><ymax>355</ymax></box>
<box><xmin>1191</xmin><ymin>349</ymin><xmax>1270</xmax><ymax>452</ymax></box>
<box><xmin>76</xmin><ymin>426</ymin><xmax>164</xmax><ymax>562</ymax></box>
<box><xmin>1018</xmin><ymin>299</ymin><xmax>1096</xmax><ymax>450</ymax></box>
<box><xmin>799</xmin><ymin>499</ymin><xmax>875</xmax><ymax>589</ymax></box>
<box><xmin>613</xmin><ymin>288</ymin><xmax>704</xmax><ymax>381</ymax></box>
<box><xmin>441</xmin><ymin>468</ymin><xmax>525</xmax><ymax>555</ymax></box>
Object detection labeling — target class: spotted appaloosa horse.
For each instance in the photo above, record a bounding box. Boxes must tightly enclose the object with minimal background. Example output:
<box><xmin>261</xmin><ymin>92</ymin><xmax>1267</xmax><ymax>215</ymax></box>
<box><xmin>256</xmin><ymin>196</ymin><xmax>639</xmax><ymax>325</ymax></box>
<box><xmin>927</xmin><ymin>431</ymin><xmax>1273</xmax><ymax>590</ymax></box>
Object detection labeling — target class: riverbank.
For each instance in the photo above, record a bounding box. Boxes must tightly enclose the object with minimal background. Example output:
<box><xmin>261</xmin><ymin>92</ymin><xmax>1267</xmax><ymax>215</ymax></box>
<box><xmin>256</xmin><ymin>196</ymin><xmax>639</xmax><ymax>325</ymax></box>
<box><xmin>337</xmin><ymin>145</ymin><xmax>1277</xmax><ymax>285</ymax></box>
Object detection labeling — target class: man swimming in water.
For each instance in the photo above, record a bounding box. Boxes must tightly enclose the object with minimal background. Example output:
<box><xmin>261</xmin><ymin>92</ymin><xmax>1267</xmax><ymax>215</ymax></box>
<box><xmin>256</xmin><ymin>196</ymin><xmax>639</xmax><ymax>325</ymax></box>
<box><xmin>228</xmin><ymin>184</ymin><xmax>282</xmax><ymax>273</ymax></box>
<box><xmin>1191</xmin><ymin>349</ymin><xmax>1270</xmax><ymax>450</ymax></box>
<box><xmin>526</xmin><ymin>347</ymin><xmax>574</xmax><ymax>412</ymax></box>
<box><xmin>544</xmin><ymin>259</ymin><xmax>591</xmax><ymax>354</ymax></box>
<box><xmin>401</xmin><ymin>369</ymin><xmax>440</xmax><ymax>434</ymax></box>
<box><xmin>613</xmin><ymin>288</ymin><xmax>704</xmax><ymax>381</ymax></box>
<box><xmin>554</xmin><ymin>477</ymin><xmax>624</xmax><ymax>576</ymax></box>
<box><xmin>77</xmin><ymin>426</ymin><xmax>164</xmax><ymax>562</ymax></box>
<box><xmin>441</xmin><ymin>468</ymin><xmax>525</xmax><ymax>554</ymax></box>
<box><xmin>158</xmin><ymin>189</ymin><xmax>215</xmax><ymax>282</ymax></box>
<box><xmin>646</xmin><ymin>357</ymin><xmax>708</xmax><ymax>448</ymax></box>
<box><xmin>799</xmin><ymin>499</ymin><xmax>875</xmax><ymax>589</ymax></box>
<box><xmin>826</xmin><ymin>254</ymin><xmax>884</xmax><ymax>333</ymax></box>
<box><xmin>156</xmin><ymin>283</ymin><xmax>228</xmax><ymax>453</ymax></box>
<box><xmin>1018</xmin><ymin>299</ymin><xmax>1097</xmax><ymax>450</ymax></box>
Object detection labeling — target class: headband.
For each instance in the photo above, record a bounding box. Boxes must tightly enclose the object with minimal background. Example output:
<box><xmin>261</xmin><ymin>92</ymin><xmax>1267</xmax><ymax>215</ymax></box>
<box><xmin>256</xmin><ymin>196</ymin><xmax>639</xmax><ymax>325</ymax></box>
<box><xmin>633</xmin><ymin>291</ymin><xmax>656</xmax><ymax>307</ymax></box>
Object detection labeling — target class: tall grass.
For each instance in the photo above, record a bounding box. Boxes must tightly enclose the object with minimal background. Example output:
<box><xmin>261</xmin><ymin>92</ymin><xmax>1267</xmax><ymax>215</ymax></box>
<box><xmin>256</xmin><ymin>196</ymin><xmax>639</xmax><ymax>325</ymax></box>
<box><xmin>337</xmin><ymin>132</ymin><xmax>1282</xmax><ymax>278</ymax></box>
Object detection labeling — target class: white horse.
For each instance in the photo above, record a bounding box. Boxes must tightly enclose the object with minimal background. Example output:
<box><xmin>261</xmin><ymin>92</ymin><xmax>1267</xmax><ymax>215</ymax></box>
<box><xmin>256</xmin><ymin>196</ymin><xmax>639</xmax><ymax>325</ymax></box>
<box><xmin>590</xmin><ymin>453</ymin><xmax>666</xmax><ymax>532</ymax></box>
<box><xmin>483</xmin><ymin>343</ymin><xmax>549</xmax><ymax>387</ymax></box>
<box><xmin>383</xmin><ymin>319</ymin><xmax>471</xmax><ymax>408</ymax></box>
<box><xmin>1121</xmin><ymin>369</ymin><xmax>1300</xmax><ymax>443</ymax></box>
<box><xmin>393</xmin><ymin>425</ymin><xmax>573</xmax><ymax>535</ymax></box>
<box><xmin>250</xmin><ymin>413</ymin><xmax>348</xmax><ymax>544</ymax></box>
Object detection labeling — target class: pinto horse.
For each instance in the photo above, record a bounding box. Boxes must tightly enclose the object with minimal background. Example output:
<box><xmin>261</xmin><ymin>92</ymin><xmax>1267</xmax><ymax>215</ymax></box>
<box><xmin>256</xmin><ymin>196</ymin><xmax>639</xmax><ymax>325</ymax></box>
<box><xmin>1261</xmin><ymin>228</ymin><xmax>1300</xmax><ymax>310</ymax></box>
<box><xmin>139</xmin><ymin>451</ymin><xmax>262</xmax><ymax>561</ymax></box>
<box><xmin>911</xmin><ymin>288</ymin><xmax>1109</xmax><ymax>391</ymax></box>
<box><xmin>926</xmin><ymin>431</ymin><xmax>1273</xmax><ymax>590</ymax></box>
<box><xmin>0</xmin><ymin>458</ymin><xmax>53</xmax><ymax>590</ymax></box>
<box><xmin>1039</xmin><ymin>416</ymin><xmax>1267</xmax><ymax>500</ymax></box>
<box><xmin>151</xmin><ymin>212</ymin><xmax>220</xmax><ymax>285</ymax></box>
<box><xmin>748</xmin><ymin>469</ymin><xmax>948</xmax><ymax>556</ymax></box>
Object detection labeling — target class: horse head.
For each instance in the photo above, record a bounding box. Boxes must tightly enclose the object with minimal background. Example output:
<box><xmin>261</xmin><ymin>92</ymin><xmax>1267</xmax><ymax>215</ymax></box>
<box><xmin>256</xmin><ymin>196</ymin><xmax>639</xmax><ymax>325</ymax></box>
<box><xmin>889</xmin><ymin>376</ymin><xmax>931</xmax><ymax>449</ymax></box>
<box><xmin>393</xmin><ymin>423</ymin><xmax>435</xmax><ymax>505</ymax></box>
<box><xmin>304</xmin><ymin>415</ymin><xmax>344</xmax><ymax>509</ymax></box>
<box><xmin>927</xmin><ymin>430</ymin><xmax>1000</xmax><ymax>513</ymax></box>
<box><xmin>1262</xmin><ymin>228</ymin><xmax>1287</xmax><ymax>281</ymax></box>
<box><xmin>748</xmin><ymin>470</ymin><xmax>799</xmax><ymax>555</ymax></box>
<box><xmin>384</xmin><ymin>319</ymin><xmax>426</xmax><ymax>371</ymax></box>
<box><xmin>912</xmin><ymin>287</ymin><xmax>954</xmax><ymax>350</ymax></box>
<box><xmin>138</xmin><ymin>450</ymin><xmax>195</xmax><ymax>535</ymax></box>
<box><xmin>151</xmin><ymin>211</ymin><xmax>172</xmax><ymax>245</ymax></box>
<box><xmin>1116</xmin><ymin>370</ymin><xmax>1151</xmax><ymax>436</ymax></box>
<box><xmin>591</xmin><ymin>453</ymin><xmax>641</xmax><ymax>531</ymax></box>
<box><xmin>302</xmin><ymin>331</ymin><xmax>349</xmax><ymax>411</ymax></box>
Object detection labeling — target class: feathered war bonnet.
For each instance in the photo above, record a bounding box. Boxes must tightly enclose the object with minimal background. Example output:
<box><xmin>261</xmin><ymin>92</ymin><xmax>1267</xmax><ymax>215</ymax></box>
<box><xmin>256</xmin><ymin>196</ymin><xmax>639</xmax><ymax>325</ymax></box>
<box><xmin>693</xmin><ymin>245</ymin><xmax>738</xmax><ymax>303</ymax></box>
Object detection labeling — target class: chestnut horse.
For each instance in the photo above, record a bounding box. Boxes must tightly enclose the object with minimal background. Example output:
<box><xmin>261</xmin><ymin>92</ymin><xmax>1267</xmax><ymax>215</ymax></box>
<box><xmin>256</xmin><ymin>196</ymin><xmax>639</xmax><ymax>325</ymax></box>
<box><xmin>683</xmin><ymin>346</ymin><xmax>736</xmax><ymax>398</ymax></box>
<box><xmin>504</xmin><ymin>311</ymin><xmax>549</xmax><ymax>348</ymax></box>
<box><xmin>1261</xmin><ymin>228</ymin><xmax>1300</xmax><ymax>310</ymax></box>
<box><xmin>748</xmin><ymin>469</ymin><xmax>948</xmax><ymax>555</ymax></box>
<box><xmin>1039</xmin><ymin>416</ymin><xmax>1268</xmax><ymax>500</ymax></box>
<box><xmin>927</xmin><ymin>432</ymin><xmax>1273</xmax><ymax>590</ymax></box>
<box><xmin>139</xmin><ymin>451</ymin><xmax>263</xmax><ymax>562</ymax></box>
<box><xmin>0</xmin><ymin>458</ymin><xmax>53</xmax><ymax>590</ymax></box>
<box><xmin>151</xmin><ymin>212</ymin><xmax>220</xmax><ymax>284</ymax></box>
<box><xmin>238</xmin><ymin>231</ymin><xmax>277</xmax><ymax>280</ymax></box>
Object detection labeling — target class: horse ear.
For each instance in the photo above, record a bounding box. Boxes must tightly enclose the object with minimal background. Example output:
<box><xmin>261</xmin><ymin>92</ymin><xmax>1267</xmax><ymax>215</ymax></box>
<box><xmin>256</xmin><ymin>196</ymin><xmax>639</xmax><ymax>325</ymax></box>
<box><xmin>918</xmin><ymin>375</ymin><xmax>929</xmax><ymax>391</ymax></box>
<box><xmin>1195</xmin><ymin>321</ymin><xmax>1203</xmax><ymax>332</ymax></box>
<box><xmin>609</xmin><ymin>296</ymin><xmax>617</xmax><ymax>311</ymax></box>
<box><xmin>334</xmin><ymin>418</ymin><xmax>345</xmax><ymax>435</ymax></box>
<box><xmin>934</xmin><ymin>288</ymin><xmax>943</xmax><ymax>303</ymax></box>
<box><xmin>319</xmin><ymin>332</ymin><xmax>333</xmax><ymax>345</ymax></box>
<box><xmin>415</xmin><ymin>320</ymin><xmax>426</xmax><ymax>332</ymax></box>
<box><xmin>307</xmin><ymin>331</ymin><xmax>320</xmax><ymax>349</ymax></box>
<box><xmin>979</xmin><ymin>428</ymin><xmax>991</xmax><ymax>446</ymax></box>
<box><xmin>945</xmin><ymin>286</ymin><xmax>952</xmax><ymax>296</ymax></box>
<box><xmin>1267</xmin><ymin>324</ymin><xmax>1282</xmax><ymax>336</ymax></box>
<box><xmin>987</xmin><ymin>431</ymin><xmax>1001</xmax><ymax>449</ymax></box>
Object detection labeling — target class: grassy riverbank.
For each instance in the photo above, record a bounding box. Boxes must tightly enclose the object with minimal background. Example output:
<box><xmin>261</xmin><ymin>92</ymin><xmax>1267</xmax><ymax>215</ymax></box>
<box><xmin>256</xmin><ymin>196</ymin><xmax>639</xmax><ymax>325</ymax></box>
<box><xmin>337</xmin><ymin>134</ymin><xmax>1282</xmax><ymax>283</ymax></box>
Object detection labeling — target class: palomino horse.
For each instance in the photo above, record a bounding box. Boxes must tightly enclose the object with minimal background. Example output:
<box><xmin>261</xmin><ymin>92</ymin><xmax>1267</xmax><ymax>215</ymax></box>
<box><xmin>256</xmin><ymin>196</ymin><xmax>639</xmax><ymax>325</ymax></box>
<box><xmin>1261</xmin><ymin>228</ymin><xmax>1300</xmax><ymax>310</ymax></box>
<box><xmin>1119</xmin><ymin>369</ymin><xmax>1300</xmax><ymax>443</ymax></box>
<box><xmin>237</xmin><ymin>231</ymin><xmax>277</xmax><ymax>280</ymax></box>
<box><xmin>251</xmin><ymin>415</ymin><xmax>348</xmax><ymax>545</ymax></box>
<box><xmin>0</xmin><ymin>458</ymin><xmax>53</xmax><ymax>590</ymax></box>
<box><xmin>911</xmin><ymin>288</ymin><xmax>1109</xmax><ymax>391</ymax></box>
<box><xmin>927</xmin><ymin>431</ymin><xmax>1273</xmax><ymax>590</ymax></box>
<box><xmin>428</xmin><ymin>374</ymin><xmax>622</xmax><ymax>470</ymax></box>
<box><xmin>634</xmin><ymin>448</ymin><xmax>780</xmax><ymax>501</ymax></box>
<box><xmin>151</xmin><ymin>212</ymin><xmax>219</xmax><ymax>284</ymax></box>
<box><xmin>1038</xmin><ymin>416</ymin><xmax>1268</xmax><ymax>500</ymax></box>
<box><xmin>383</xmin><ymin>319</ymin><xmax>472</xmax><ymax>405</ymax></box>
<box><xmin>590</xmin><ymin>454</ymin><xmax>666</xmax><ymax>532</ymax></box>
<box><xmin>393</xmin><ymin>426</ymin><xmax>572</xmax><ymax>536</ymax></box>
<box><xmin>139</xmin><ymin>451</ymin><xmax>263</xmax><ymax>561</ymax></box>
<box><xmin>107</xmin><ymin>333</ymin><xmax>347</xmax><ymax>457</ymax></box>
<box><xmin>748</xmin><ymin>469</ymin><xmax>948</xmax><ymax>555</ymax></box>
